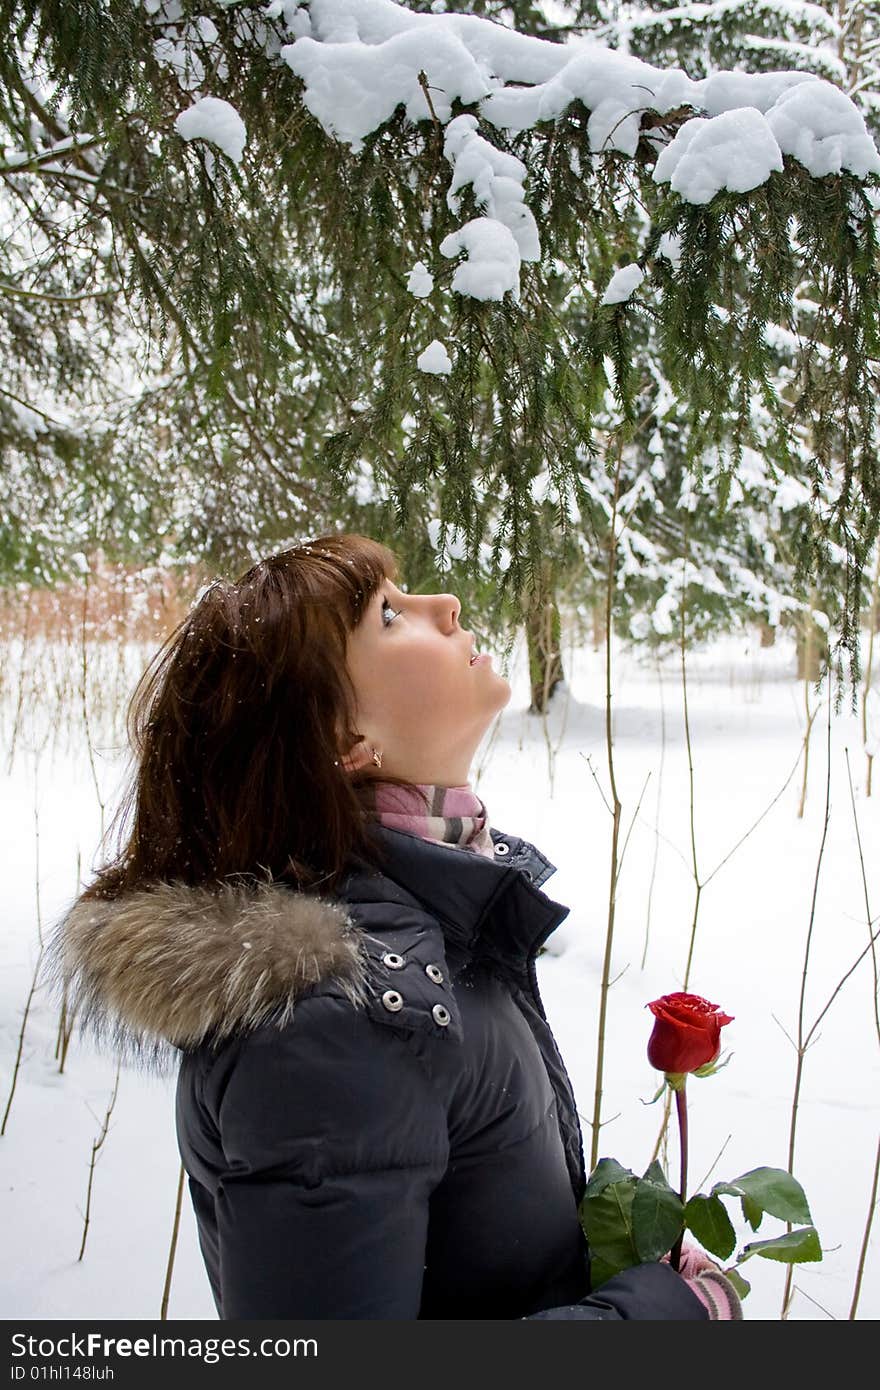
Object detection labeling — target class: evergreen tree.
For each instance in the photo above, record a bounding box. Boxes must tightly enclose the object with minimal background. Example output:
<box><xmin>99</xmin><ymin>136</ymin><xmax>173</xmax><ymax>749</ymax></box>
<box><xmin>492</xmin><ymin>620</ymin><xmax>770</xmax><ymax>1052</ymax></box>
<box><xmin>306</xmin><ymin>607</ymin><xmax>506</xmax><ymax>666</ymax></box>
<box><xmin>608</xmin><ymin>0</ymin><xmax>880</xmax><ymax>679</ymax></box>
<box><xmin>2</xmin><ymin>0</ymin><xmax>879</xmax><ymax>694</ymax></box>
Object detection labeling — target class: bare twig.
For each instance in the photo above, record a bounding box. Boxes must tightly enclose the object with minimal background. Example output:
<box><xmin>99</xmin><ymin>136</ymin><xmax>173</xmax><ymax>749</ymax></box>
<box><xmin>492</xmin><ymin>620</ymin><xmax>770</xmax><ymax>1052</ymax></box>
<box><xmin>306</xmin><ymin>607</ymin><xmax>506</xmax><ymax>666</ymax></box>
<box><xmin>695</xmin><ymin>1133</ymin><xmax>733</xmax><ymax>1193</ymax></box>
<box><xmin>862</xmin><ymin>545</ymin><xmax>879</xmax><ymax>797</ymax></box>
<box><xmin>793</xmin><ymin>1284</ymin><xmax>837</xmax><ymax>1319</ymax></box>
<box><xmin>679</xmin><ymin>530</ymin><xmax>703</xmax><ymax>991</ymax></box>
<box><xmin>1</xmin><ymin>762</ymin><xmax>45</xmax><ymax>1136</ymax></box>
<box><xmin>782</xmin><ymin>692</ymin><xmax>833</xmax><ymax>1317</ymax></box>
<box><xmin>79</xmin><ymin>564</ymin><xmax>106</xmax><ymax>841</ymax></box>
<box><xmin>614</xmin><ymin>771</ymin><xmax>652</xmax><ymax>890</ymax></box>
<box><xmin>641</xmin><ymin>654</ymin><xmax>667</xmax><ymax>970</ymax></box>
<box><xmin>702</xmin><ymin>745</ymin><xmax>805</xmax><ymax>889</ymax></box>
<box><xmin>160</xmin><ymin>1162</ymin><xmax>187</xmax><ymax>1321</ymax></box>
<box><xmin>849</xmin><ymin>1133</ymin><xmax>880</xmax><ymax>1320</ymax></box>
<box><xmin>589</xmin><ymin>439</ymin><xmax>626</xmax><ymax>1171</ymax></box>
<box><xmin>5</xmin><ymin>585</ymin><xmax>33</xmax><ymax>774</ymax></box>
<box><xmin>77</xmin><ymin>1059</ymin><xmax>121</xmax><ymax>1261</ymax></box>
<box><xmin>55</xmin><ymin>847</ymin><xmax>81</xmax><ymax>1073</ymax></box>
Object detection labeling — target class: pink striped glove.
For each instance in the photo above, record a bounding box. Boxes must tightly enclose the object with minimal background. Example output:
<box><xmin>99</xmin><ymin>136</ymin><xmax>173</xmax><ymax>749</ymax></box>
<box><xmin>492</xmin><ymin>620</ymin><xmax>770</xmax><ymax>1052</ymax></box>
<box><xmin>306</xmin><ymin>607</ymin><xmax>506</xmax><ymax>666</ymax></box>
<box><xmin>664</xmin><ymin>1244</ymin><xmax>744</xmax><ymax>1320</ymax></box>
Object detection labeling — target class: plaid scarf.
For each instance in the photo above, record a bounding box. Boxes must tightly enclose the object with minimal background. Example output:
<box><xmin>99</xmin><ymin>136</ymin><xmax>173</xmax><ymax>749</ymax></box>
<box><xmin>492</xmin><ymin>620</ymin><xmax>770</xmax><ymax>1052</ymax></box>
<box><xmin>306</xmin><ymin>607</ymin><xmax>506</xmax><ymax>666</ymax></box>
<box><xmin>368</xmin><ymin>782</ymin><xmax>496</xmax><ymax>859</ymax></box>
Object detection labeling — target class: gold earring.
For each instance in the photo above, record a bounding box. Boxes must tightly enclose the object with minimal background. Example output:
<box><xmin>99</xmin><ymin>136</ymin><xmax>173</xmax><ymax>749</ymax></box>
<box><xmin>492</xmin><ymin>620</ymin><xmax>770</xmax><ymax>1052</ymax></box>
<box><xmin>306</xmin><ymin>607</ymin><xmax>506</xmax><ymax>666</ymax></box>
<box><xmin>371</xmin><ymin>749</ymin><xmax>382</xmax><ymax>768</ymax></box>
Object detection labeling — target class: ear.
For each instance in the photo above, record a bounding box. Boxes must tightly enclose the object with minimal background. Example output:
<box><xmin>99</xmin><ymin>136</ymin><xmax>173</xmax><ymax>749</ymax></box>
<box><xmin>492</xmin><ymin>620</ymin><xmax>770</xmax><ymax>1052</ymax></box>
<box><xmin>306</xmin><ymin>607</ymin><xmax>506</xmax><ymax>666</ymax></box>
<box><xmin>338</xmin><ymin>737</ymin><xmax>376</xmax><ymax>774</ymax></box>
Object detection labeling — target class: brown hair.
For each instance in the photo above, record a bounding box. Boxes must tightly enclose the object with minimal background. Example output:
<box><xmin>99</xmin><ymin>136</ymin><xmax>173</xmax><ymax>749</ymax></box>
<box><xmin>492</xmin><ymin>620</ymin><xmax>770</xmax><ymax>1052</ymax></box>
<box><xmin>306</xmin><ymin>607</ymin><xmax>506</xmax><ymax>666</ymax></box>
<box><xmin>82</xmin><ymin>533</ymin><xmax>426</xmax><ymax>901</ymax></box>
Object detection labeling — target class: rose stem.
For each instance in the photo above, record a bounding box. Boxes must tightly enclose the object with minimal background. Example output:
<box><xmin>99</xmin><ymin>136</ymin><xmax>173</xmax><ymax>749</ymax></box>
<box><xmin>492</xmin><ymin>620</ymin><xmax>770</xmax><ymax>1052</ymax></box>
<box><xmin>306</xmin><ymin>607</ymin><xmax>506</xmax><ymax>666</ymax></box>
<box><xmin>669</xmin><ymin>1083</ymin><xmax>689</xmax><ymax>1272</ymax></box>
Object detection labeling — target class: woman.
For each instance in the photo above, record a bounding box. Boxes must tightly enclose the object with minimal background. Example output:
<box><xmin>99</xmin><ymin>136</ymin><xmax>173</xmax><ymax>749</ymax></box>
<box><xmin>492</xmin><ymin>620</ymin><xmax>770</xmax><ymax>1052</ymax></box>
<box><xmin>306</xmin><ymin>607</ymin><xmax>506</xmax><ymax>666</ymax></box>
<box><xmin>48</xmin><ymin>534</ymin><xmax>736</xmax><ymax>1319</ymax></box>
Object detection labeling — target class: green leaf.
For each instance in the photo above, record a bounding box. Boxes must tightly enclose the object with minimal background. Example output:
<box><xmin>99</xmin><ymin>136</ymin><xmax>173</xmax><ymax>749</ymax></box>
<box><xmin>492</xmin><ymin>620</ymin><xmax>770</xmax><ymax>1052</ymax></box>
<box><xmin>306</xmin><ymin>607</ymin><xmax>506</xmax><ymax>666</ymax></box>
<box><xmin>712</xmin><ymin>1167</ymin><xmax>812</xmax><ymax>1225</ymax></box>
<box><xmin>684</xmin><ymin>1194</ymin><xmax>737</xmax><ymax>1260</ymax></box>
<box><xmin>739</xmin><ymin>1227</ymin><xmax>822</xmax><ymax>1265</ymax></box>
<box><xmin>583</xmin><ymin>1157</ymin><xmax>636</xmax><ymax>1199</ymax></box>
<box><xmin>724</xmin><ymin>1267</ymin><xmax>751</xmax><ymax>1300</ymax></box>
<box><xmin>741</xmin><ymin>1194</ymin><xmax>763</xmax><ymax>1232</ymax></box>
<box><xmin>580</xmin><ymin>1178</ymin><xmax>640</xmax><ymax>1278</ymax></box>
<box><xmin>587</xmin><ymin>1252</ymin><xmax>619</xmax><ymax>1291</ymax></box>
<box><xmin>632</xmin><ymin>1177</ymin><xmax>685</xmax><ymax>1262</ymax></box>
<box><xmin>642</xmin><ymin>1159</ymin><xmax>674</xmax><ymax>1189</ymax></box>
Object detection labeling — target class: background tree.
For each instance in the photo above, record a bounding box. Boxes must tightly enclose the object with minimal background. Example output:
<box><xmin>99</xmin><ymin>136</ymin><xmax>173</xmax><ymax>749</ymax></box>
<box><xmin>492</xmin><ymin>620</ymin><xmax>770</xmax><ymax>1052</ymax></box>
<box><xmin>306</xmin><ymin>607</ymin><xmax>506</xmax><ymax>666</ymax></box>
<box><xmin>2</xmin><ymin>0</ymin><xmax>879</xmax><ymax>699</ymax></box>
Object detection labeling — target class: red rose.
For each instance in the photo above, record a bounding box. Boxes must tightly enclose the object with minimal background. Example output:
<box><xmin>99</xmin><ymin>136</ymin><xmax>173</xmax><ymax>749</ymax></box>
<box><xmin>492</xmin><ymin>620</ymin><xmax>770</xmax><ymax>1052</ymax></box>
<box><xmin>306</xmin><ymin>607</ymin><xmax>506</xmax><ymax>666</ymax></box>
<box><xmin>647</xmin><ymin>992</ymin><xmax>734</xmax><ymax>1076</ymax></box>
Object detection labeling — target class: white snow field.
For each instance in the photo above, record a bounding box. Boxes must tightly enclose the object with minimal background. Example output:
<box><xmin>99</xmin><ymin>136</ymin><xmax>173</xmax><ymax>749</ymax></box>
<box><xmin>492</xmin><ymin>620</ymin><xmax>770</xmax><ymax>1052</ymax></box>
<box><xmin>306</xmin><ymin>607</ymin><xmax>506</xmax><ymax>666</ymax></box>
<box><xmin>1</xmin><ymin>626</ymin><xmax>877</xmax><ymax>1321</ymax></box>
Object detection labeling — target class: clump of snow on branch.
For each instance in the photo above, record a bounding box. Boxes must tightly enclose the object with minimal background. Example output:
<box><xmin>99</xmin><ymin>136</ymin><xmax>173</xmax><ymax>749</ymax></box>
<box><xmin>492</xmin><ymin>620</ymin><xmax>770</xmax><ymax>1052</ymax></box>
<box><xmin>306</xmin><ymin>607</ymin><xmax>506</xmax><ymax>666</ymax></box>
<box><xmin>653</xmin><ymin>108</ymin><xmax>784</xmax><ymax>204</ymax></box>
<box><xmin>601</xmin><ymin>263</ymin><xmax>645</xmax><ymax>306</ymax></box>
<box><xmin>174</xmin><ymin>96</ymin><xmax>247</xmax><ymax>163</ymax></box>
<box><xmin>417</xmin><ymin>339</ymin><xmax>453</xmax><ymax>374</ymax></box>
<box><xmin>657</xmin><ymin>232</ymin><xmax>683</xmax><ymax>268</ymax></box>
<box><xmin>765</xmin><ymin>82</ymin><xmax>880</xmax><ymax>178</ymax></box>
<box><xmin>439</xmin><ymin>217</ymin><xmax>521</xmax><ymax>301</ymax></box>
<box><xmin>274</xmin><ymin>0</ymin><xmax>880</xmax><ymax>301</ymax></box>
<box><xmin>444</xmin><ymin>115</ymin><xmax>539</xmax><ymax>263</ymax></box>
<box><xmin>406</xmin><ymin>261</ymin><xmax>434</xmax><ymax>297</ymax></box>
<box><xmin>280</xmin><ymin>1</ymin><xmax>879</xmax><ymax>175</ymax></box>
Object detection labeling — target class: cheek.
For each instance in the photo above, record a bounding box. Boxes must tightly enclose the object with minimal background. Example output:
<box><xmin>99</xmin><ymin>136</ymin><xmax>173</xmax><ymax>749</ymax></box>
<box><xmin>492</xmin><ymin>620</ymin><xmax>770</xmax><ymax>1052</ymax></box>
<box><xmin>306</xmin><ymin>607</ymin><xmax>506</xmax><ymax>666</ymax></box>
<box><xmin>386</xmin><ymin>644</ymin><xmax>473</xmax><ymax>718</ymax></box>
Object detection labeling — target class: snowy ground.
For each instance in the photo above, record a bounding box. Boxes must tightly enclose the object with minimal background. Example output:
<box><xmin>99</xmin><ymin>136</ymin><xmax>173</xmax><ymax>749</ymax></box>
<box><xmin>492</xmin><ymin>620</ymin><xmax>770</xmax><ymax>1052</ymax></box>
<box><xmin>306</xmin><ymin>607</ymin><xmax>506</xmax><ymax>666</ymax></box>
<box><xmin>1</xmin><ymin>627</ymin><xmax>878</xmax><ymax>1321</ymax></box>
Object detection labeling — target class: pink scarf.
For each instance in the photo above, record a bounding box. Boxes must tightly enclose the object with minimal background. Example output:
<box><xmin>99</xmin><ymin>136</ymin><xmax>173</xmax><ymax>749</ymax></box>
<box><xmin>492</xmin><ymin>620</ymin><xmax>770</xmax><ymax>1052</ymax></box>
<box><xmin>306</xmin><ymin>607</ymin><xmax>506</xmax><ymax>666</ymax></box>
<box><xmin>368</xmin><ymin>782</ymin><xmax>496</xmax><ymax>859</ymax></box>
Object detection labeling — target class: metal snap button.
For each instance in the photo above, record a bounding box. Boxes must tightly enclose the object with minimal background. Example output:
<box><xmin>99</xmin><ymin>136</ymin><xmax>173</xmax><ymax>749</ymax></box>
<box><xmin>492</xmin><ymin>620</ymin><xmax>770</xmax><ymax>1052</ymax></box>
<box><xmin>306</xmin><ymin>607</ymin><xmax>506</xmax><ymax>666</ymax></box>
<box><xmin>382</xmin><ymin>952</ymin><xmax>405</xmax><ymax>970</ymax></box>
<box><xmin>432</xmin><ymin>1004</ymin><xmax>450</xmax><ymax>1027</ymax></box>
<box><xmin>425</xmin><ymin>963</ymin><xmax>444</xmax><ymax>984</ymax></box>
<box><xmin>494</xmin><ymin>841</ymin><xmax>510</xmax><ymax>856</ymax></box>
<box><xmin>381</xmin><ymin>990</ymin><xmax>404</xmax><ymax>1012</ymax></box>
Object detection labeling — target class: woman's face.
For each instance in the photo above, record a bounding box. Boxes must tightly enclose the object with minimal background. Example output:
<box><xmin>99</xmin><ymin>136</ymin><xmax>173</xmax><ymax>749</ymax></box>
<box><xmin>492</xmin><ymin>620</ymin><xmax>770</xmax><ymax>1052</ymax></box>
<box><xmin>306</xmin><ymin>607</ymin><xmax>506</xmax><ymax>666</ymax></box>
<box><xmin>342</xmin><ymin>576</ymin><xmax>512</xmax><ymax>785</ymax></box>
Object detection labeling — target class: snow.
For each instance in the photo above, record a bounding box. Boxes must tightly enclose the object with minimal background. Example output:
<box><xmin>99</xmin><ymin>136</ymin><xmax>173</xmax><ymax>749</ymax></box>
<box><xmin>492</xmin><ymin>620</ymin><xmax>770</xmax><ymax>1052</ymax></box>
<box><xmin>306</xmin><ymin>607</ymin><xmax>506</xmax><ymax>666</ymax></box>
<box><xmin>444</xmin><ymin>115</ymin><xmax>539</xmax><ymax>264</ymax></box>
<box><xmin>654</xmin><ymin>109</ymin><xmax>785</xmax><ymax>204</ymax></box>
<box><xmin>278</xmin><ymin>0</ymin><xmax>877</xmax><ymax>183</ymax></box>
<box><xmin>146</xmin><ymin>0</ymin><xmax>880</xmax><ymax>304</ymax></box>
<box><xmin>416</xmin><ymin>338</ymin><xmax>452</xmax><ymax>374</ymax></box>
<box><xmin>272</xmin><ymin>0</ymin><xmax>880</xmax><ymax>300</ymax></box>
<box><xmin>406</xmin><ymin>260</ymin><xmax>434</xmax><ymax>297</ymax></box>
<box><xmin>2</xmin><ymin>630</ymin><xmax>878</xmax><ymax>1320</ymax></box>
<box><xmin>282</xmin><ymin>28</ymin><xmax>496</xmax><ymax>147</ymax></box>
<box><xmin>602</xmin><ymin>262</ymin><xmax>645</xmax><ymax>306</ymax></box>
<box><xmin>174</xmin><ymin>97</ymin><xmax>247</xmax><ymax>164</ymax></box>
<box><xmin>766</xmin><ymin>81</ymin><xmax>880</xmax><ymax>179</ymax></box>
<box><xmin>629</xmin><ymin>0</ymin><xmax>839</xmax><ymax>38</ymax></box>
<box><xmin>439</xmin><ymin>216</ymin><xmax>521</xmax><ymax>302</ymax></box>
<box><xmin>657</xmin><ymin>232</ymin><xmax>683</xmax><ymax>268</ymax></box>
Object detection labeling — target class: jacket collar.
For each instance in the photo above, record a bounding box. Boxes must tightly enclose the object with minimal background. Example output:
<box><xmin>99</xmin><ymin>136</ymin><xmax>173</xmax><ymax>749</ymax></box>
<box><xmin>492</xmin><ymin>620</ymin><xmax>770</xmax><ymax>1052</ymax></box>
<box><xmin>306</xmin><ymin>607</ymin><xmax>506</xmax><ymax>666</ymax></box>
<box><xmin>43</xmin><ymin>827</ymin><xmax>569</xmax><ymax>1072</ymax></box>
<box><xmin>341</xmin><ymin>824</ymin><xmax>570</xmax><ymax>970</ymax></box>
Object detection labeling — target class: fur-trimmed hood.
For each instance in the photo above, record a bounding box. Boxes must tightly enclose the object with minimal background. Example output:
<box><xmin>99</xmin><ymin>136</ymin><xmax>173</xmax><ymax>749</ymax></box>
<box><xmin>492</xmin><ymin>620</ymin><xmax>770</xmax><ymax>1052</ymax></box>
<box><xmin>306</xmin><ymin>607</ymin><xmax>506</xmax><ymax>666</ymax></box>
<box><xmin>43</xmin><ymin>878</ymin><xmax>372</xmax><ymax>1074</ymax></box>
<box><xmin>42</xmin><ymin>827</ymin><xmax>568</xmax><ymax>1077</ymax></box>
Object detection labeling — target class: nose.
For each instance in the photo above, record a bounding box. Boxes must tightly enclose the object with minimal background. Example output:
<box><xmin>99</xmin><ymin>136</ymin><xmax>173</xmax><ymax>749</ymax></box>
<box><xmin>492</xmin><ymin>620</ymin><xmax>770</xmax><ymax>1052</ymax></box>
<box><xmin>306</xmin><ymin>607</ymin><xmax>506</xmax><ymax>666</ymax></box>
<box><xmin>430</xmin><ymin>592</ymin><xmax>461</xmax><ymax>632</ymax></box>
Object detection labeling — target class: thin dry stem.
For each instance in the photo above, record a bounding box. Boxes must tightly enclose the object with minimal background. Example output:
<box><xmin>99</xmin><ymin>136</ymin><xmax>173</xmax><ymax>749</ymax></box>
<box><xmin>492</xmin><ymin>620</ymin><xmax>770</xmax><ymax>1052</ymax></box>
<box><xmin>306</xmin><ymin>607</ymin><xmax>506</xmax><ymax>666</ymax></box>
<box><xmin>849</xmin><ymin>1133</ymin><xmax>880</xmax><ymax>1319</ymax></box>
<box><xmin>1</xmin><ymin>763</ymin><xmax>45</xmax><ymax>1137</ymax></box>
<box><xmin>589</xmin><ymin>442</ymin><xmax>625</xmax><ymax>1172</ymax></box>
<box><xmin>78</xmin><ymin>1059</ymin><xmax>121</xmax><ymax>1262</ymax></box>
<box><xmin>782</xmin><ymin>693</ymin><xmax>832</xmax><ymax>1317</ymax></box>
<box><xmin>160</xmin><ymin>1162</ymin><xmax>187</xmax><ymax>1321</ymax></box>
<box><xmin>79</xmin><ymin>567</ymin><xmax>106</xmax><ymax>841</ymax></box>
<box><xmin>641</xmin><ymin>654</ymin><xmax>667</xmax><ymax>971</ymax></box>
<box><xmin>862</xmin><ymin>545</ymin><xmax>879</xmax><ymax>797</ymax></box>
<box><xmin>55</xmin><ymin>846</ymin><xmax>81</xmax><ymax>1073</ymax></box>
<box><xmin>5</xmin><ymin>586</ymin><xmax>33</xmax><ymax>773</ymax></box>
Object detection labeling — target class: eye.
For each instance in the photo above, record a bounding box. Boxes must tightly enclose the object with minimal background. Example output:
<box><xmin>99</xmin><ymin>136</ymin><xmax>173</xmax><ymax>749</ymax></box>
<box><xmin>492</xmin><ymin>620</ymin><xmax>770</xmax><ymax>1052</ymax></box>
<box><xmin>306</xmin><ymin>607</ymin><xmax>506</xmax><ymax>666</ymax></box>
<box><xmin>381</xmin><ymin>596</ymin><xmax>402</xmax><ymax>627</ymax></box>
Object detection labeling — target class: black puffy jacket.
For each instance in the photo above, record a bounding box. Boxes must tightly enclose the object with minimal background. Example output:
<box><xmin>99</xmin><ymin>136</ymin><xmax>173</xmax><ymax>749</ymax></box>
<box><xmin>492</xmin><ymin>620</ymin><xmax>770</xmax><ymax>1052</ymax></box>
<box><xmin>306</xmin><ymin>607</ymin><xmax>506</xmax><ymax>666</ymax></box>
<box><xmin>54</xmin><ymin>823</ymin><xmax>706</xmax><ymax>1321</ymax></box>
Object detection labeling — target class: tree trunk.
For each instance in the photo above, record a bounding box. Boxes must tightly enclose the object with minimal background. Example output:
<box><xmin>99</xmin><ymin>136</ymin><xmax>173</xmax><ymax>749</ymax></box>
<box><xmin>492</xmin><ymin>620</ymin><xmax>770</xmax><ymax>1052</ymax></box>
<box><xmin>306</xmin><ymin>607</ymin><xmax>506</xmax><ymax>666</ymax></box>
<box><xmin>522</xmin><ymin>576</ymin><xmax>565</xmax><ymax>714</ymax></box>
<box><xmin>759</xmin><ymin>621</ymin><xmax>776</xmax><ymax>647</ymax></box>
<box><xmin>795</xmin><ymin>610</ymin><xmax>828</xmax><ymax>682</ymax></box>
